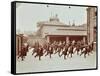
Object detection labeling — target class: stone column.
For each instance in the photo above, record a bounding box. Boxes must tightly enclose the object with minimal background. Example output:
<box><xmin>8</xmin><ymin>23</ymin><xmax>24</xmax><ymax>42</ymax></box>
<box><xmin>47</xmin><ymin>36</ymin><xmax>50</xmax><ymax>43</ymax></box>
<box><xmin>83</xmin><ymin>36</ymin><xmax>86</xmax><ymax>43</ymax></box>
<box><xmin>87</xmin><ymin>7</ymin><xmax>96</xmax><ymax>44</ymax></box>
<box><xmin>66</xmin><ymin>36</ymin><xmax>69</xmax><ymax>43</ymax></box>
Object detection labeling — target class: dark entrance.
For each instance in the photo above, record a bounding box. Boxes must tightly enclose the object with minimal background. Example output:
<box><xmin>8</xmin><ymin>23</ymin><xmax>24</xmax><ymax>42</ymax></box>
<box><xmin>47</xmin><ymin>35</ymin><xmax>87</xmax><ymax>43</ymax></box>
<box><xmin>49</xmin><ymin>35</ymin><xmax>66</xmax><ymax>43</ymax></box>
<box><xmin>69</xmin><ymin>36</ymin><xmax>83</xmax><ymax>42</ymax></box>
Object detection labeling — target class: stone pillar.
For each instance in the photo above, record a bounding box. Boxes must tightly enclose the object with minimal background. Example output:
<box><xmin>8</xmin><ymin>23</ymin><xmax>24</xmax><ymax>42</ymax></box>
<box><xmin>16</xmin><ymin>35</ymin><xmax>18</xmax><ymax>55</ymax></box>
<box><xmin>87</xmin><ymin>7</ymin><xmax>96</xmax><ymax>44</ymax></box>
<box><xmin>83</xmin><ymin>36</ymin><xmax>86</xmax><ymax>43</ymax></box>
<box><xmin>66</xmin><ymin>36</ymin><xmax>69</xmax><ymax>43</ymax></box>
<box><xmin>16</xmin><ymin>35</ymin><xmax>22</xmax><ymax>55</ymax></box>
<box><xmin>47</xmin><ymin>36</ymin><xmax>50</xmax><ymax>43</ymax></box>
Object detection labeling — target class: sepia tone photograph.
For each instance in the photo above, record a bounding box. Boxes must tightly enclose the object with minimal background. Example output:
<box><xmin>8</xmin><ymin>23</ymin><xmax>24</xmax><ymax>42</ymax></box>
<box><xmin>15</xmin><ymin>2</ymin><xmax>97</xmax><ymax>74</ymax></box>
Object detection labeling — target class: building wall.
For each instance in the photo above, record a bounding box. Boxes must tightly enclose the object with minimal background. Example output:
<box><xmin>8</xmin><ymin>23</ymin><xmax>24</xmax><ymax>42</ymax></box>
<box><xmin>16</xmin><ymin>34</ymin><xmax>28</xmax><ymax>55</ymax></box>
<box><xmin>41</xmin><ymin>25</ymin><xmax>87</xmax><ymax>38</ymax></box>
<box><xmin>87</xmin><ymin>7</ymin><xmax>97</xmax><ymax>44</ymax></box>
<box><xmin>16</xmin><ymin>35</ymin><xmax>22</xmax><ymax>55</ymax></box>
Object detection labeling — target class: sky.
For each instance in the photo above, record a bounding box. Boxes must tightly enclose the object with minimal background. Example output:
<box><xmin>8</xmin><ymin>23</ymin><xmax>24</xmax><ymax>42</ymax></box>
<box><xmin>16</xmin><ymin>3</ymin><xmax>87</xmax><ymax>33</ymax></box>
